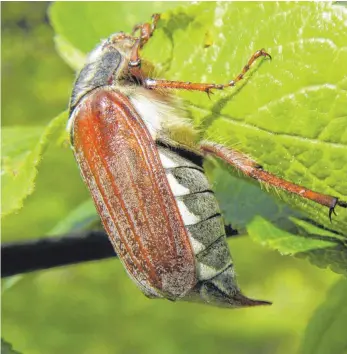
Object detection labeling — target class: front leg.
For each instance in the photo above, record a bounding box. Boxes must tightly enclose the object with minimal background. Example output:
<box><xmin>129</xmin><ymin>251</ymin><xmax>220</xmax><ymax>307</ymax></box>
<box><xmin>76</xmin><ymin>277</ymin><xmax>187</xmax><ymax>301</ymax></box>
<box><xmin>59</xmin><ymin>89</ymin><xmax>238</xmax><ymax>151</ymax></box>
<box><xmin>128</xmin><ymin>14</ymin><xmax>160</xmax><ymax>81</ymax></box>
<box><xmin>200</xmin><ymin>141</ymin><xmax>347</xmax><ymax>221</ymax></box>
<box><xmin>143</xmin><ymin>49</ymin><xmax>271</xmax><ymax>97</ymax></box>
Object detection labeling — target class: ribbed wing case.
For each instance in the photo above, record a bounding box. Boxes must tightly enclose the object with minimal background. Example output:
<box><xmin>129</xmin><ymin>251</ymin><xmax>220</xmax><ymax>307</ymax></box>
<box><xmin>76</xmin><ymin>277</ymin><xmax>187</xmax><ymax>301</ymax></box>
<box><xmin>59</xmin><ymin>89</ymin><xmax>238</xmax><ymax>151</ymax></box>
<box><xmin>70</xmin><ymin>88</ymin><xmax>197</xmax><ymax>300</ymax></box>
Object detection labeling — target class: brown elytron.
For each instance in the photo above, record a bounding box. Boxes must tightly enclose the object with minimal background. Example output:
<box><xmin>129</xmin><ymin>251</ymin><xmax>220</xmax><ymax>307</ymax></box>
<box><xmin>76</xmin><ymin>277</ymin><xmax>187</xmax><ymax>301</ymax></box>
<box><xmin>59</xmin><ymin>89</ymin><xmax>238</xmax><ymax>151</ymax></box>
<box><xmin>72</xmin><ymin>89</ymin><xmax>196</xmax><ymax>299</ymax></box>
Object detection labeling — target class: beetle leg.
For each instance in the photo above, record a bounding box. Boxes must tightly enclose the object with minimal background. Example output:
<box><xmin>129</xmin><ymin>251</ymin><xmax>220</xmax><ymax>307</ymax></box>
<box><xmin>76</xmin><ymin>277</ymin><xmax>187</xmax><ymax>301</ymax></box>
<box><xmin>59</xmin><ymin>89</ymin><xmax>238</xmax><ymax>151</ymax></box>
<box><xmin>129</xmin><ymin>14</ymin><xmax>160</xmax><ymax>81</ymax></box>
<box><xmin>143</xmin><ymin>49</ymin><xmax>271</xmax><ymax>94</ymax></box>
<box><xmin>128</xmin><ymin>39</ymin><xmax>143</xmax><ymax>80</ymax></box>
<box><xmin>224</xmin><ymin>224</ymin><xmax>239</xmax><ymax>237</ymax></box>
<box><xmin>200</xmin><ymin>141</ymin><xmax>347</xmax><ymax>221</ymax></box>
<box><xmin>132</xmin><ymin>13</ymin><xmax>160</xmax><ymax>45</ymax></box>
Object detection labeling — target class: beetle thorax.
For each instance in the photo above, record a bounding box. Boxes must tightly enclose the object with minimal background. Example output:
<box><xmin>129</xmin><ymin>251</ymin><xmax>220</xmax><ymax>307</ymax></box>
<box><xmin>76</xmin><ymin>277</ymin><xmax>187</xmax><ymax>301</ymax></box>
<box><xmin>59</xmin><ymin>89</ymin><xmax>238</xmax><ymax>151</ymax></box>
<box><xmin>69</xmin><ymin>33</ymin><xmax>135</xmax><ymax>114</ymax></box>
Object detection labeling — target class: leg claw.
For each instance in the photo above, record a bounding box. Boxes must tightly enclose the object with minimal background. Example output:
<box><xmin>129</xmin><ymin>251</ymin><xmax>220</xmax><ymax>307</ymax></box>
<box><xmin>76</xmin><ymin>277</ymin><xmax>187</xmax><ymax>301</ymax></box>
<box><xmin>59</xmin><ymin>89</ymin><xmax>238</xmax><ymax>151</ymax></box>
<box><xmin>329</xmin><ymin>198</ymin><xmax>347</xmax><ymax>222</ymax></box>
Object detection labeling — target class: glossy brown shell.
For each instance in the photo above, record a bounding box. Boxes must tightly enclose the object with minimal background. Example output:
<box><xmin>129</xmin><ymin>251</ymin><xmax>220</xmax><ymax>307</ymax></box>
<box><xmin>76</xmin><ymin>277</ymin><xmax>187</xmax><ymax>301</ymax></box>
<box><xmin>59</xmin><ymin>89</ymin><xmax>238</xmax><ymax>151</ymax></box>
<box><xmin>71</xmin><ymin>88</ymin><xmax>197</xmax><ymax>299</ymax></box>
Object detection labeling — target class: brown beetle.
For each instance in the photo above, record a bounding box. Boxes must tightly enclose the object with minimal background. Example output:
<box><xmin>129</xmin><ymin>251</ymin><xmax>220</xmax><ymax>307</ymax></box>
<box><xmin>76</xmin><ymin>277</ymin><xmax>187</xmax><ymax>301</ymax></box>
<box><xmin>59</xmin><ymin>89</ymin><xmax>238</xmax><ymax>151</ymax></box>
<box><xmin>68</xmin><ymin>14</ymin><xmax>346</xmax><ymax>308</ymax></box>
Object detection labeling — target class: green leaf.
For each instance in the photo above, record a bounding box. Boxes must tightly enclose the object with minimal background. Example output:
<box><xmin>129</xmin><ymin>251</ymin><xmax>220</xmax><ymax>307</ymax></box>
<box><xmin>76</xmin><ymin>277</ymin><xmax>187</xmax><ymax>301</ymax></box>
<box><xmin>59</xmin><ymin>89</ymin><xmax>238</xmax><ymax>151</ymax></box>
<box><xmin>248</xmin><ymin>216</ymin><xmax>337</xmax><ymax>254</ymax></box>
<box><xmin>248</xmin><ymin>216</ymin><xmax>347</xmax><ymax>275</ymax></box>
<box><xmin>49</xmin><ymin>1</ymin><xmax>184</xmax><ymax>55</ymax></box>
<box><xmin>1</xmin><ymin>112</ymin><xmax>68</xmax><ymax>218</ymax></box>
<box><xmin>300</xmin><ymin>278</ymin><xmax>347</xmax><ymax>354</ymax></box>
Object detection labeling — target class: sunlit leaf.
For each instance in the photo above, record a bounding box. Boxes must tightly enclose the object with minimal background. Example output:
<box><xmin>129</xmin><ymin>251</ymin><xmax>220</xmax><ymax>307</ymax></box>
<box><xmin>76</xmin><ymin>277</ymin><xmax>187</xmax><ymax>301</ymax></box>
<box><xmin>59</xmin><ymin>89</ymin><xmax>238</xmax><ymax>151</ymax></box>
<box><xmin>248</xmin><ymin>216</ymin><xmax>347</xmax><ymax>275</ymax></box>
<box><xmin>1</xmin><ymin>112</ymin><xmax>68</xmax><ymax>217</ymax></box>
<box><xmin>49</xmin><ymin>1</ymin><xmax>184</xmax><ymax>54</ymax></box>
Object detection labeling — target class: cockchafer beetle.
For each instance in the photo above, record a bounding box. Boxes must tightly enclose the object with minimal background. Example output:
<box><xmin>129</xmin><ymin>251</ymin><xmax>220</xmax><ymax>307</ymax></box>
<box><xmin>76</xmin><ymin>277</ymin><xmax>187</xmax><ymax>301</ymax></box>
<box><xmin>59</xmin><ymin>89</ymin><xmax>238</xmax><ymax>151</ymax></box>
<box><xmin>67</xmin><ymin>14</ymin><xmax>347</xmax><ymax>308</ymax></box>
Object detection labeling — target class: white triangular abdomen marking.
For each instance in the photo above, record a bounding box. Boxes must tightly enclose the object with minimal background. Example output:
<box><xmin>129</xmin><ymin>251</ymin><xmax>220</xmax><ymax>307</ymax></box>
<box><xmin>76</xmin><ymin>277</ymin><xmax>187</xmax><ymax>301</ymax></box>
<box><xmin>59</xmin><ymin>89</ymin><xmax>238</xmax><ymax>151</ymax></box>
<box><xmin>176</xmin><ymin>200</ymin><xmax>200</xmax><ymax>226</ymax></box>
<box><xmin>159</xmin><ymin>152</ymin><xmax>178</xmax><ymax>168</ymax></box>
<box><xmin>197</xmin><ymin>263</ymin><xmax>220</xmax><ymax>281</ymax></box>
<box><xmin>166</xmin><ymin>173</ymin><xmax>190</xmax><ymax>197</ymax></box>
<box><xmin>188</xmin><ymin>235</ymin><xmax>206</xmax><ymax>255</ymax></box>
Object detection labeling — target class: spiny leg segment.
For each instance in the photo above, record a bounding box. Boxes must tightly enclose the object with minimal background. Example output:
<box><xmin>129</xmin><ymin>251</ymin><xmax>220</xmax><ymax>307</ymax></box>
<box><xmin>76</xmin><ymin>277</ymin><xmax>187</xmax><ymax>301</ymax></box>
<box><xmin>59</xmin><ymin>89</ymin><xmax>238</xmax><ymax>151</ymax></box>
<box><xmin>131</xmin><ymin>13</ymin><xmax>160</xmax><ymax>42</ymax></box>
<box><xmin>200</xmin><ymin>142</ymin><xmax>347</xmax><ymax>221</ymax></box>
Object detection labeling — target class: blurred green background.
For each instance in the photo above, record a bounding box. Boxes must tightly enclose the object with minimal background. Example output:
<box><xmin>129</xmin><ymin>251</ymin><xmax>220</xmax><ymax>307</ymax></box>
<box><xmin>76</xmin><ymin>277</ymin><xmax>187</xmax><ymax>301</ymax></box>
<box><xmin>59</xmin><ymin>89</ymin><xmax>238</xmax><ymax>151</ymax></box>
<box><xmin>1</xmin><ymin>2</ymin><xmax>345</xmax><ymax>354</ymax></box>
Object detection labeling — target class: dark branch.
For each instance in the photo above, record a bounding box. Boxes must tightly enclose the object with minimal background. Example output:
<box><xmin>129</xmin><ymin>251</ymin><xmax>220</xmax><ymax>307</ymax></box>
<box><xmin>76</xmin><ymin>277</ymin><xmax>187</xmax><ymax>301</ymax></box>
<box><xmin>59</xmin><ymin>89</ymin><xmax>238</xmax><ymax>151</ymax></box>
<box><xmin>2</xmin><ymin>225</ymin><xmax>240</xmax><ymax>278</ymax></box>
<box><xmin>1</xmin><ymin>230</ymin><xmax>116</xmax><ymax>278</ymax></box>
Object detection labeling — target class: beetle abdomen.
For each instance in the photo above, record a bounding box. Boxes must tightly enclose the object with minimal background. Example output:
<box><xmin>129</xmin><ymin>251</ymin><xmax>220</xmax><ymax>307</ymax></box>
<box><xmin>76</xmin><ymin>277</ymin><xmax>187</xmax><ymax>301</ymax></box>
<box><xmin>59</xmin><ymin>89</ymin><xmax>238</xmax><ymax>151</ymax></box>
<box><xmin>158</xmin><ymin>145</ymin><xmax>230</xmax><ymax>263</ymax></box>
<box><xmin>158</xmin><ymin>145</ymin><xmax>268</xmax><ymax>307</ymax></box>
